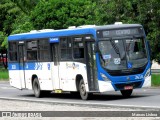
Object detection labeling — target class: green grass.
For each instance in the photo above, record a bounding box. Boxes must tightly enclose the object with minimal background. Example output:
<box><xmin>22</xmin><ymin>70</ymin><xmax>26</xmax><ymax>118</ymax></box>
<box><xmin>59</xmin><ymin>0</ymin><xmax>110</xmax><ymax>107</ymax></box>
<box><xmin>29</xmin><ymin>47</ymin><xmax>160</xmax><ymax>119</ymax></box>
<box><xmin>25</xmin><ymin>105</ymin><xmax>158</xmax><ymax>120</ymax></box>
<box><xmin>151</xmin><ymin>74</ymin><xmax>160</xmax><ymax>87</ymax></box>
<box><xmin>0</xmin><ymin>67</ymin><xmax>9</xmax><ymax>80</ymax></box>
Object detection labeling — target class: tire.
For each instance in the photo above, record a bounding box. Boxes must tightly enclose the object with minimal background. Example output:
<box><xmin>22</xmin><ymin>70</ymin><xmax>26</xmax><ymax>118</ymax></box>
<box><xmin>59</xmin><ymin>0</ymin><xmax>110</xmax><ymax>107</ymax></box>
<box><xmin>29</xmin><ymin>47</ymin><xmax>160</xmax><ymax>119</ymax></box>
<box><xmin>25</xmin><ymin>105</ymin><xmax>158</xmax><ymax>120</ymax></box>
<box><xmin>120</xmin><ymin>89</ymin><xmax>133</xmax><ymax>98</ymax></box>
<box><xmin>79</xmin><ymin>79</ymin><xmax>91</xmax><ymax>100</ymax></box>
<box><xmin>33</xmin><ymin>78</ymin><xmax>43</xmax><ymax>98</ymax></box>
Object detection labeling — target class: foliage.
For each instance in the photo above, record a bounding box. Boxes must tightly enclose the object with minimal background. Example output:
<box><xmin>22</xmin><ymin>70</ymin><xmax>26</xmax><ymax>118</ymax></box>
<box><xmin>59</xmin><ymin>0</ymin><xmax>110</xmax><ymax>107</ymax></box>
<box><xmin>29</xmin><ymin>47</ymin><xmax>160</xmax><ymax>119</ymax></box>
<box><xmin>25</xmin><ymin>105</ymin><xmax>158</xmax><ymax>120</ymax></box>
<box><xmin>0</xmin><ymin>0</ymin><xmax>37</xmax><ymax>65</ymax></box>
<box><xmin>0</xmin><ymin>0</ymin><xmax>20</xmax><ymax>34</ymax></box>
<box><xmin>96</xmin><ymin>0</ymin><xmax>160</xmax><ymax>63</ymax></box>
<box><xmin>0</xmin><ymin>0</ymin><xmax>21</xmax><ymax>51</ymax></box>
<box><xmin>10</xmin><ymin>0</ymin><xmax>39</xmax><ymax>15</ymax></box>
<box><xmin>0</xmin><ymin>0</ymin><xmax>160</xmax><ymax>63</ymax></box>
<box><xmin>0</xmin><ymin>32</ymin><xmax>7</xmax><ymax>50</ymax></box>
<box><xmin>11</xmin><ymin>13</ymin><xmax>34</xmax><ymax>34</ymax></box>
<box><xmin>30</xmin><ymin>0</ymin><xmax>100</xmax><ymax>29</ymax></box>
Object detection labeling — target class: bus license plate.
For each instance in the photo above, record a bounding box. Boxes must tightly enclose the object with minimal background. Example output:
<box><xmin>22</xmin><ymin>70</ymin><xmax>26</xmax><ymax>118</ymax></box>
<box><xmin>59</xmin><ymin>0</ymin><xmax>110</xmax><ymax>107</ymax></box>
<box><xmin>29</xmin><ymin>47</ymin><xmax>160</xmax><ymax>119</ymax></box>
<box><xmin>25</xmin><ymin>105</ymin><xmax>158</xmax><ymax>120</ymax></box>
<box><xmin>124</xmin><ymin>86</ymin><xmax>133</xmax><ymax>90</ymax></box>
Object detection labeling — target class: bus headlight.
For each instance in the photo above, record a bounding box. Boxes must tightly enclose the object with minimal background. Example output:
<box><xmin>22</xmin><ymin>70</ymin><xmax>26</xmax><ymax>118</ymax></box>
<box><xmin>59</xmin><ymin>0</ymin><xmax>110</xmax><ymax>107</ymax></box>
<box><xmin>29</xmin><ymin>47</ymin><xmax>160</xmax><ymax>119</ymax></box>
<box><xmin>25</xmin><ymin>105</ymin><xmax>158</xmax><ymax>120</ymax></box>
<box><xmin>100</xmin><ymin>73</ymin><xmax>110</xmax><ymax>82</ymax></box>
<box><xmin>145</xmin><ymin>68</ymin><xmax>151</xmax><ymax>79</ymax></box>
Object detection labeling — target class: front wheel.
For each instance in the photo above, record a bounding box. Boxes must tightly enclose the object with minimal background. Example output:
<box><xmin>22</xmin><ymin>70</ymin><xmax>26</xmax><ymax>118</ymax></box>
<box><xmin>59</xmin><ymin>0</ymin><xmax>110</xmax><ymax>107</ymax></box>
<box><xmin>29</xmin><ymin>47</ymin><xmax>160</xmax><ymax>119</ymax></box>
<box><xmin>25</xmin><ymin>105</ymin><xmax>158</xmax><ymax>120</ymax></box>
<box><xmin>120</xmin><ymin>89</ymin><xmax>133</xmax><ymax>98</ymax></box>
<box><xmin>79</xmin><ymin>80</ymin><xmax>91</xmax><ymax>100</ymax></box>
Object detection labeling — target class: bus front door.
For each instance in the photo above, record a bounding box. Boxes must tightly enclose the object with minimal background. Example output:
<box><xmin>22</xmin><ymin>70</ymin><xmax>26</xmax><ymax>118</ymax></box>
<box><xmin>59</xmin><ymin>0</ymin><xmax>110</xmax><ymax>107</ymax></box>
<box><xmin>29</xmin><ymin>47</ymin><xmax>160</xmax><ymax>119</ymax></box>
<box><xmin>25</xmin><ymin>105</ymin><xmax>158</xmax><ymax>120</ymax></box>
<box><xmin>85</xmin><ymin>42</ymin><xmax>98</xmax><ymax>91</ymax></box>
<box><xmin>18</xmin><ymin>45</ymin><xmax>26</xmax><ymax>89</ymax></box>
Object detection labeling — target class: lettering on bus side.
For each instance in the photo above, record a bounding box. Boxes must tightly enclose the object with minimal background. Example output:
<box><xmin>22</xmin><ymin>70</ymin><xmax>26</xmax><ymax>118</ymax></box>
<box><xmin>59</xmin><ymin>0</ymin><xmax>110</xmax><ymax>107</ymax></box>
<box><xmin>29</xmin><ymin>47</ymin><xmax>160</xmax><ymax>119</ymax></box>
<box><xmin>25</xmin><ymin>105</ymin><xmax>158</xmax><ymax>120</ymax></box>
<box><xmin>47</xmin><ymin>63</ymin><xmax>50</xmax><ymax>70</ymax></box>
<box><xmin>49</xmin><ymin>38</ymin><xmax>59</xmax><ymax>43</ymax></box>
<box><xmin>34</xmin><ymin>63</ymin><xmax>43</xmax><ymax>70</ymax></box>
<box><xmin>66</xmin><ymin>63</ymin><xmax>79</xmax><ymax>70</ymax></box>
<box><xmin>135</xmin><ymin>75</ymin><xmax>143</xmax><ymax>79</ymax></box>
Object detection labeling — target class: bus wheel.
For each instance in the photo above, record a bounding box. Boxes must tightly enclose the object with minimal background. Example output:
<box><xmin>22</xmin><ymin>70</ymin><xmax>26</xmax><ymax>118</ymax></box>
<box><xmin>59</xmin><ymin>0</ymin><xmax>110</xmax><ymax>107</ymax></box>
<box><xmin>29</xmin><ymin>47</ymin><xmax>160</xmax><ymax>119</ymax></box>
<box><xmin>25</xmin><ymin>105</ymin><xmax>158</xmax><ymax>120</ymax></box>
<box><xmin>120</xmin><ymin>89</ymin><xmax>133</xmax><ymax>98</ymax></box>
<box><xmin>79</xmin><ymin>80</ymin><xmax>90</xmax><ymax>100</ymax></box>
<box><xmin>33</xmin><ymin>78</ymin><xmax>43</xmax><ymax>98</ymax></box>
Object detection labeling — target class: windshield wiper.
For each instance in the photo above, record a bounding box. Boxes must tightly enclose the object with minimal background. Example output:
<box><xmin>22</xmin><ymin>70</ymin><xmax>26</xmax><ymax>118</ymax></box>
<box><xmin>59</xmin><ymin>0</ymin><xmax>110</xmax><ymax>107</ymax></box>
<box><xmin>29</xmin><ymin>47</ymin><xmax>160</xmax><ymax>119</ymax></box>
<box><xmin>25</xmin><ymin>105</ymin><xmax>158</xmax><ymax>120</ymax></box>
<box><xmin>110</xmin><ymin>40</ymin><xmax>120</xmax><ymax>57</ymax></box>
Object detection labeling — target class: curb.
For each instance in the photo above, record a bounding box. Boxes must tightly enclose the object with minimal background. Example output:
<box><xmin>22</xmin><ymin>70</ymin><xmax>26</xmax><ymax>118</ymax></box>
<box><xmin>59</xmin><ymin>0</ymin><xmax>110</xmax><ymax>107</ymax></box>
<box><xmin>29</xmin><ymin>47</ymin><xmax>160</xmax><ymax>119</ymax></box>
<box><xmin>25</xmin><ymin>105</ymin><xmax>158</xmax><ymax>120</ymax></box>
<box><xmin>0</xmin><ymin>80</ymin><xmax>9</xmax><ymax>83</ymax></box>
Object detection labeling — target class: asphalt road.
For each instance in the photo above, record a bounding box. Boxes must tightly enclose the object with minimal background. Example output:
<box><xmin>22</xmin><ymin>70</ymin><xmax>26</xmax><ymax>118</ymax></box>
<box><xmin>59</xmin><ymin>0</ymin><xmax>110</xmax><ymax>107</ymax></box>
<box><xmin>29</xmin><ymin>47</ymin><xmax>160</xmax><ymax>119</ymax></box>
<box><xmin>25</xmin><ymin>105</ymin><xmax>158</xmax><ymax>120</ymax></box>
<box><xmin>0</xmin><ymin>82</ymin><xmax>160</xmax><ymax>110</ymax></box>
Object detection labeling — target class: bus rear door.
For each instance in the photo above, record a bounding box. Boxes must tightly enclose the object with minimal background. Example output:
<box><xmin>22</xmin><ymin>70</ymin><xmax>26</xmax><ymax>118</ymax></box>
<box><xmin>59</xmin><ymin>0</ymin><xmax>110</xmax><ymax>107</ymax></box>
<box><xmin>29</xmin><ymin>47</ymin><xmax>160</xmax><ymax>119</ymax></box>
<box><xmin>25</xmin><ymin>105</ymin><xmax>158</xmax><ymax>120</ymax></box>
<box><xmin>51</xmin><ymin>43</ymin><xmax>61</xmax><ymax>91</ymax></box>
<box><xmin>17</xmin><ymin>42</ymin><xmax>26</xmax><ymax>89</ymax></box>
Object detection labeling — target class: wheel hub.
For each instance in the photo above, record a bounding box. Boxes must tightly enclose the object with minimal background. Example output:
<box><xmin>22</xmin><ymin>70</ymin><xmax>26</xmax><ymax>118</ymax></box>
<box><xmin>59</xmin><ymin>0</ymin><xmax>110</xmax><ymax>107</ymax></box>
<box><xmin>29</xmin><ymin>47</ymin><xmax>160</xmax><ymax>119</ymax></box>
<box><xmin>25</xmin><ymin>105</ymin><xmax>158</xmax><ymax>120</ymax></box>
<box><xmin>80</xmin><ymin>84</ymin><xmax>86</xmax><ymax>95</ymax></box>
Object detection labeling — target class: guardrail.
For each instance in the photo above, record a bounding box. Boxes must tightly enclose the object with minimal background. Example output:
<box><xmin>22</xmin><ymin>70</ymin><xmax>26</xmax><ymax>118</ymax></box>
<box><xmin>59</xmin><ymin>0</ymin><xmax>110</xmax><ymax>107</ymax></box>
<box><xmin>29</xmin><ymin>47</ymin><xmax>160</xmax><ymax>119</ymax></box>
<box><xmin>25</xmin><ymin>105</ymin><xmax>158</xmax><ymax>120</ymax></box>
<box><xmin>151</xmin><ymin>69</ymin><xmax>160</xmax><ymax>73</ymax></box>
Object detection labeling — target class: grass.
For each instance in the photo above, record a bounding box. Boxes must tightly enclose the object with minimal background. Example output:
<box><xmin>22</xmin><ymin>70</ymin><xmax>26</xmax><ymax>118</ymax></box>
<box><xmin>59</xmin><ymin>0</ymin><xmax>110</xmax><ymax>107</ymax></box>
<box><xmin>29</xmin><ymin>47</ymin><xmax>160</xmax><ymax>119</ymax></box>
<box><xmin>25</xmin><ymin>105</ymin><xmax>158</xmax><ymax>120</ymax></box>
<box><xmin>151</xmin><ymin>74</ymin><xmax>160</xmax><ymax>87</ymax></box>
<box><xmin>0</xmin><ymin>67</ymin><xmax>9</xmax><ymax>80</ymax></box>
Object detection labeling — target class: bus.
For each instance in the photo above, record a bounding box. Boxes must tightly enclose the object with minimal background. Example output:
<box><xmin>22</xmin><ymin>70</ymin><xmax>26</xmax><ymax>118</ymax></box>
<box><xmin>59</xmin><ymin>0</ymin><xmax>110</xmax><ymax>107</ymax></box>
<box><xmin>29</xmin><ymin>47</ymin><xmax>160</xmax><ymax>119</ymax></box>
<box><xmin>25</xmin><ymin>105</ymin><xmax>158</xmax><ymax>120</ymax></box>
<box><xmin>8</xmin><ymin>23</ymin><xmax>151</xmax><ymax>100</ymax></box>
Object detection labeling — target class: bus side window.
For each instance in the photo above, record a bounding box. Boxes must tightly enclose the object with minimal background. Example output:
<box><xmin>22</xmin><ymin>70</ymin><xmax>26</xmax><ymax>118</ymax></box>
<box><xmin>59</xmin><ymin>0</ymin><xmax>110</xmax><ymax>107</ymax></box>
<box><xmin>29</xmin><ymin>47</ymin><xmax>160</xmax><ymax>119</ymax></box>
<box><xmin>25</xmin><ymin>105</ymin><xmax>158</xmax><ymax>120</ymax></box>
<box><xmin>39</xmin><ymin>39</ymin><xmax>50</xmax><ymax>61</ymax></box>
<box><xmin>60</xmin><ymin>37</ymin><xmax>72</xmax><ymax>60</ymax></box>
<box><xmin>73</xmin><ymin>37</ymin><xmax>84</xmax><ymax>59</ymax></box>
<box><xmin>27</xmin><ymin>51</ymin><xmax>37</xmax><ymax>60</ymax></box>
<box><xmin>9</xmin><ymin>42</ymin><xmax>17</xmax><ymax>61</ymax></box>
<box><xmin>26</xmin><ymin>41</ymin><xmax>38</xmax><ymax>61</ymax></box>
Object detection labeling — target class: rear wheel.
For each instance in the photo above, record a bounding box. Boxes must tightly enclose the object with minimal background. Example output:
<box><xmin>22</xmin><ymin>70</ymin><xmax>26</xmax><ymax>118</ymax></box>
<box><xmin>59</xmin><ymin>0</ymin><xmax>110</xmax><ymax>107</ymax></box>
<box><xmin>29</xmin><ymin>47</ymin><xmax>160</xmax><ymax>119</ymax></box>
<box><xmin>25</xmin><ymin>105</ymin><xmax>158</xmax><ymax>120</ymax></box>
<box><xmin>120</xmin><ymin>89</ymin><xmax>133</xmax><ymax>98</ymax></box>
<box><xmin>33</xmin><ymin>78</ymin><xmax>43</xmax><ymax>98</ymax></box>
<box><xmin>79</xmin><ymin>79</ymin><xmax>91</xmax><ymax>100</ymax></box>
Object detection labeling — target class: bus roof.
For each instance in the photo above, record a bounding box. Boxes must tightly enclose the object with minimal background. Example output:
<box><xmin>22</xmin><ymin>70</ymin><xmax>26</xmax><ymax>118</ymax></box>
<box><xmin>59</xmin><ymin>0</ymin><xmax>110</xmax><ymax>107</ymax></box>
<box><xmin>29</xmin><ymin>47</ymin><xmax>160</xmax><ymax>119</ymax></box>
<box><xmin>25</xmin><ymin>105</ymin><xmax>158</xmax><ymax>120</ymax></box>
<box><xmin>8</xmin><ymin>24</ymin><xmax>142</xmax><ymax>41</ymax></box>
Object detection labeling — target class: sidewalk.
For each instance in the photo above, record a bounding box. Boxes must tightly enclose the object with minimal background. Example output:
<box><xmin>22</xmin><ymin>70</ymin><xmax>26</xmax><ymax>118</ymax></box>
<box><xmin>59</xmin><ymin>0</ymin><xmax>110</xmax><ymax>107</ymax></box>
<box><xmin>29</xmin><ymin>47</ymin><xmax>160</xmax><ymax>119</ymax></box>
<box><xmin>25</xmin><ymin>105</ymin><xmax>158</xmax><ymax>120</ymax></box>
<box><xmin>0</xmin><ymin>80</ymin><xmax>9</xmax><ymax>83</ymax></box>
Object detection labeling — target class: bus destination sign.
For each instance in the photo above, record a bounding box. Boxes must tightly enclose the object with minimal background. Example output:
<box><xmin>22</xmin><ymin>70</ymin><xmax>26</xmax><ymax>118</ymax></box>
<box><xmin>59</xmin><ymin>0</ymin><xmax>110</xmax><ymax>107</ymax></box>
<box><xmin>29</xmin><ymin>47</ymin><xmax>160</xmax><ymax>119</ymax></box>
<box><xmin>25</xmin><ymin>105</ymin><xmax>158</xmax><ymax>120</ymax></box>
<box><xmin>101</xmin><ymin>28</ymin><xmax>142</xmax><ymax>38</ymax></box>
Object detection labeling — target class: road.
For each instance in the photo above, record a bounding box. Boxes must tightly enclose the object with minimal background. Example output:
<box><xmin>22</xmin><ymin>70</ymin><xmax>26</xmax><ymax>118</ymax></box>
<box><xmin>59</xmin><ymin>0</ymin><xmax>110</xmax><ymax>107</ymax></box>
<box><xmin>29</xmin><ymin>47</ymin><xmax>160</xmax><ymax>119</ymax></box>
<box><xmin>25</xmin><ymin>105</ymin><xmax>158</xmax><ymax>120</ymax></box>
<box><xmin>0</xmin><ymin>82</ymin><xmax>160</xmax><ymax>110</ymax></box>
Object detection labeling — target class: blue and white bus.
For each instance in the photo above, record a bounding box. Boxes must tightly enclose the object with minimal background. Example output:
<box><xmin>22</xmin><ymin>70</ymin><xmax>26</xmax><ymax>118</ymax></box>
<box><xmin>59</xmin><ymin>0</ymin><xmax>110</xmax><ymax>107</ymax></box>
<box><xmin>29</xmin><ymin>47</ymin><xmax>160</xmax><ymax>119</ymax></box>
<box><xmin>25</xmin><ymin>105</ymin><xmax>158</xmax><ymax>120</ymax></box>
<box><xmin>8</xmin><ymin>23</ymin><xmax>151</xmax><ymax>100</ymax></box>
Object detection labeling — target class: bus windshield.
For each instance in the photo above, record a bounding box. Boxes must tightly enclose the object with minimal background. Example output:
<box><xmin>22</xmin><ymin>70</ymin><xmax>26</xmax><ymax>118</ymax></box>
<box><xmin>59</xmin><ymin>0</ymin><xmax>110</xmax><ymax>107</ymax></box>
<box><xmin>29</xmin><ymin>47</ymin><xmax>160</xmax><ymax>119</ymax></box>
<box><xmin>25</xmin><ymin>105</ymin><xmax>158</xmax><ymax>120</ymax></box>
<box><xmin>98</xmin><ymin>38</ymin><xmax>148</xmax><ymax>71</ymax></box>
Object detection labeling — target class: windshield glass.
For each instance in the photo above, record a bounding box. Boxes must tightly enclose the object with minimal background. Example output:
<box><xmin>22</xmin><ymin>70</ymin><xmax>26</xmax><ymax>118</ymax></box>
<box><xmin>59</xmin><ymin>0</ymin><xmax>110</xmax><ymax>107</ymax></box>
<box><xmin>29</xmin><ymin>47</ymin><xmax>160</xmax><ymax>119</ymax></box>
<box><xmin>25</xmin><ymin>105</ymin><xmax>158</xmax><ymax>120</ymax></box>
<box><xmin>98</xmin><ymin>38</ymin><xmax>148</xmax><ymax>71</ymax></box>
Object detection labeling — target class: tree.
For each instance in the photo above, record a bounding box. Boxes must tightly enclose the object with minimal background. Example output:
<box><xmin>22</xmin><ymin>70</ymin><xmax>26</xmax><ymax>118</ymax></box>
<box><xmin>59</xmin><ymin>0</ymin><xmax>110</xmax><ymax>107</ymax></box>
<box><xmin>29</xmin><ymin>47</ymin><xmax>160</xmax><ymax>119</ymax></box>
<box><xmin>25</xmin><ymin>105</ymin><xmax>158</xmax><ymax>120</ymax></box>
<box><xmin>10</xmin><ymin>0</ymin><xmax>39</xmax><ymax>15</ymax></box>
<box><xmin>0</xmin><ymin>0</ymin><xmax>39</xmax><ymax>48</ymax></box>
<box><xmin>0</xmin><ymin>0</ymin><xmax>160</xmax><ymax>63</ymax></box>
<box><xmin>96</xmin><ymin>0</ymin><xmax>160</xmax><ymax>62</ymax></box>
<box><xmin>0</xmin><ymin>0</ymin><xmax>20</xmax><ymax>68</ymax></box>
<box><xmin>143</xmin><ymin>0</ymin><xmax>160</xmax><ymax>63</ymax></box>
<box><xmin>30</xmin><ymin>0</ymin><xmax>100</xmax><ymax>30</ymax></box>
<box><xmin>0</xmin><ymin>32</ymin><xmax>8</xmax><ymax>69</ymax></box>
<box><xmin>9</xmin><ymin>0</ymin><xmax>39</xmax><ymax>34</ymax></box>
<box><xmin>0</xmin><ymin>0</ymin><xmax>37</xmax><ymax>68</ymax></box>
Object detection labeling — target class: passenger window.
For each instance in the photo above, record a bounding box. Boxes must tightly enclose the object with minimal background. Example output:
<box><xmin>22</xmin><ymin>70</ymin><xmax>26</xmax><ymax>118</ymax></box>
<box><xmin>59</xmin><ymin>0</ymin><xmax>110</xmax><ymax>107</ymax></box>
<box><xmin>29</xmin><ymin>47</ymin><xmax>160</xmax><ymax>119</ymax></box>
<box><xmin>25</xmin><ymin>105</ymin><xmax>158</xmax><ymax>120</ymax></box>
<box><xmin>60</xmin><ymin>37</ymin><xmax>72</xmax><ymax>60</ymax></box>
<box><xmin>9</xmin><ymin>42</ymin><xmax>17</xmax><ymax>61</ymax></box>
<box><xmin>73</xmin><ymin>37</ymin><xmax>84</xmax><ymax>59</ymax></box>
<box><xmin>26</xmin><ymin>41</ymin><xmax>37</xmax><ymax>60</ymax></box>
<box><xmin>38</xmin><ymin>39</ymin><xmax>50</xmax><ymax>61</ymax></box>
